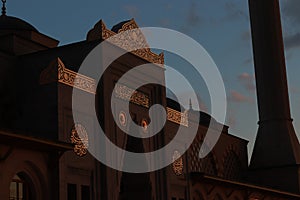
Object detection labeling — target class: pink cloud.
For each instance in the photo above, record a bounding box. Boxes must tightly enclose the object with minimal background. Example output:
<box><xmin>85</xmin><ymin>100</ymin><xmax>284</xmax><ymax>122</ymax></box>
<box><xmin>238</xmin><ymin>72</ymin><xmax>256</xmax><ymax>92</ymax></box>
<box><xmin>229</xmin><ymin>90</ymin><xmax>254</xmax><ymax>104</ymax></box>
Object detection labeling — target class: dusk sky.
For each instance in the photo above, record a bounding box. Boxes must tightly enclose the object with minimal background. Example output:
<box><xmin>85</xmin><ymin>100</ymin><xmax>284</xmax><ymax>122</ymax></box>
<box><xmin>6</xmin><ymin>0</ymin><xmax>300</xmax><ymax>159</ymax></box>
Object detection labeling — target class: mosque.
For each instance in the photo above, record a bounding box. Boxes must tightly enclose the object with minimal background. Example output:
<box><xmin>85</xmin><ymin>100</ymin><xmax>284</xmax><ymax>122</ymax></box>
<box><xmin>0</xmin><ymin>0</ymin><xmax>300</xmax><ymax>199</ymax></box>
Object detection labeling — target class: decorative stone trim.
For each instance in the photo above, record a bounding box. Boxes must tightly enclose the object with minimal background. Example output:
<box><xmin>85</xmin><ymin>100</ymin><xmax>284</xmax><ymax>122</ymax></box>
<box><xmin>40</xmin><ymin>58</ymin><xmax>97</xmax><ymax>94</ymax></box>
<box><xmin>114</xmin><ymin>83</ymin><xmax>150</xmax><ymax>108</ymax></box>
<box><xmin>70</xmin><ymin>124</ymin><xmax>89</xmax><ymax>157</ymax></box>
<box><xmin>166</xmin><ymin>107</ymin><xmax>188</xmax><ymax>127</ymax></box>
<box><xmin>113</xmin><ymin>83</ymin><xmax>190</xmax><ymax>126</ymax></box>
<box><xmin>57</xmin><ymin>59</ymin><xmax>96</xmax><ymax>94</ymax></box>
<box><xmin>172</xmin><ymin>150</ymin><xmax>184</xmax><ymax>176</ymax></box>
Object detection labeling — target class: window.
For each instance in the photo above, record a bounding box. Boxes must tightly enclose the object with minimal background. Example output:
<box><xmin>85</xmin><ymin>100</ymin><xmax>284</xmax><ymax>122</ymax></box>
<box><xmin>9</xmin><ymin>174</ymin><xmax>30</xmax><ymax>200</ymax></box>
<box><xmin>67</xmin><ymin>184</ymin><xmax>77</xmax><ymax>200</ymax></box>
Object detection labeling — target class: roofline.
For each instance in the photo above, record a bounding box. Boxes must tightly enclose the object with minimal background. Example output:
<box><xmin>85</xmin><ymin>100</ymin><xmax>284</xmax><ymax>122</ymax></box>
<box><xmin>0</xmin><ymin>129</ymin><xmax>73</xmax><ymax>152</ymax></box>
<box><xmin>227</xmin><ymin>133</ymin><xmax>249</xmax><ymax>143</ymax></box>
<box><xmin>0</xmin><ymin>32</ymin><xmax>55</xmax><ymax>50</ymax></box>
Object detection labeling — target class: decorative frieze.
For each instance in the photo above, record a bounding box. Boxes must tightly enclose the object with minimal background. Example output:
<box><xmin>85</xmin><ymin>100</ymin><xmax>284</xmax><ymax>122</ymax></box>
<box><xmin>166</xmin><ymin>107</ymin><xmax>189</xmax><ymax>127</ymax></box>
<box><xmin>114</xmin><ymin>83</ymin><xmax>150</xmax><ymax>108</ymax></box>
<box><xmin>113</xmin><ymin>83</ymin><xmax>189</xmax><ymax>126</ymax></box>
<box><xmin>57</xmin><ymin>59</ymin><xmax>96</xmax><ymax>94</ymax></box>
<box><xmin>40</xmin><ymin>58</ymin><xmax>97</xmax><ymax>94</ymax></box>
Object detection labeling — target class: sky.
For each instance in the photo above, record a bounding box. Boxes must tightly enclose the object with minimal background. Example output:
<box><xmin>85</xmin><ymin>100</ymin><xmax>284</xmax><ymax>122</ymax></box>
<box><xmin>6</xmin><ymin>0</ymin><xmax>300</xmax><ymax>159</ymax></box>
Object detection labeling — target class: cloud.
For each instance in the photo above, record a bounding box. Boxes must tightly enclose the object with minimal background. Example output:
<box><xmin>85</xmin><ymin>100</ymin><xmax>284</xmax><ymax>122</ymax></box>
<box><xmin>229</xmin><ymin>90</ymin><xmax>253</xmax><ymax>103</ymax></box>
<box><xmin>238</xmin><ymin>73</ymin><xmax>256</xmax><ymax>92</ymax></box>
<box><xmin>123</xmin><ymin>5</ymin><xmax>139</xmax><ymax>18</ymax></box>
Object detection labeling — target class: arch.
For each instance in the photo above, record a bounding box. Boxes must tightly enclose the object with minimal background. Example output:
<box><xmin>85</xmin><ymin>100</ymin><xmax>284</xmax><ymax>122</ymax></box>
<box><xmin>9</xmin><ymin>161</ymin><xmax>47</xmax><ymax>200</ymax></box>
<box><xmin>9</xmin><ymin>172</ymin><xmax>35</xmax><ymax>200</ymax></box>
<box><xmin>1</xmin><ymin>149</ymin><xmax>50</xmax><ymax>200</ymax></box>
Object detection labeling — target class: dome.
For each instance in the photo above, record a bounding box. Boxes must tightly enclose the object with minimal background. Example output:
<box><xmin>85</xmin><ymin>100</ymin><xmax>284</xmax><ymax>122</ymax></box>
<box><xmin>0</xmin><ymin>15</ymin><xmax>38</xmax><ymax>32</ymax></box>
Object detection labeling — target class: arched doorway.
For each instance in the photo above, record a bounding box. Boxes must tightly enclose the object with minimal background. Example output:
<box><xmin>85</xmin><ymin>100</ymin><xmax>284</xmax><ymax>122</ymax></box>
<box><xmin>119</xmin><ymin>120</ymin><xmax>152</xmax><ymax>200</ymax></box>
<box><xmin>9</xmin><ymin>173</ymin><xmax>35</xmax><ymax>200</ymax></box>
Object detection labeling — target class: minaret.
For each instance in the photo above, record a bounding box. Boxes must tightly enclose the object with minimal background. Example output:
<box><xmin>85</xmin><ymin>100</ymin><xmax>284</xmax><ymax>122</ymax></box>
<box><xmin>249</xmin><ymin>0</ymin><xmax>300</xmax><ymax>193</ymax></box>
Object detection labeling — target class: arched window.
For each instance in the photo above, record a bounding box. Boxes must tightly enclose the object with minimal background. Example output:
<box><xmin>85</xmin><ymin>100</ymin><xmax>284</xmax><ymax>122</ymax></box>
<box><xmin>9</xmin><ymin>174</ymin><xmax>32</xmax><ymax>200</ymax></box>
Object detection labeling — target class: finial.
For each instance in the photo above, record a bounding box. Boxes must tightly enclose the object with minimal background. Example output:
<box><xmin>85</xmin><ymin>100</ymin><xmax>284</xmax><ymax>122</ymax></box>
<box><xmin>189</xmin><ymin>98</ymin><xmax>193</xmax><ymax>110</ymax></box>
<box><xmin>1</xmin><ymin>0</ymin><xmax>6</xmax><ymax>16</ymax></box>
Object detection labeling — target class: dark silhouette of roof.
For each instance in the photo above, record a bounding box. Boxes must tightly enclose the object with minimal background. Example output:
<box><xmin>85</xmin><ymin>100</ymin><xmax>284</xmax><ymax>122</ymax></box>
<box><xmin>0</xmin><ymin>15</ymin><xmax>38</xmax><ymax>32</ymax></box>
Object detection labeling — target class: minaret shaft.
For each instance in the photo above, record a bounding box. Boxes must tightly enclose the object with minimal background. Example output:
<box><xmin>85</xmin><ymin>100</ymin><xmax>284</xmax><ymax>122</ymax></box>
<box><xmin>249</xmin><ymin>0</ymin><xmax>300</xmax><ymax>193</ymax></box>
<box><xmin>250</xmin><ymin>0</ymin><xmax>290</xmax><ymax>121</ymax></box>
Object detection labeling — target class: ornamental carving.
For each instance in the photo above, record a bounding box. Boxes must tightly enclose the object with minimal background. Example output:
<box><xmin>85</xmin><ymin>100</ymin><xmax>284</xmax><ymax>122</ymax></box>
<box><xmin>166</xmin><ymin>107</ymin><xmax>189</xmax><ymax>127</ymax></box>
<box><xmin>40</xmin><ymin>58</ymin><xmax>97</xmax><ymax>94</ymax></box>
<box><xmin>70</xmin><ymin>124</ymin><xmax>89</xmax><ymax>157</ymax></box>
<box><xmin>172</xmin><ymin>150</ymin><xmax>184</xmax><ymax>176</ymax></box>
<box><xmin>86</xmin><ymin>19</ymin><xmax>164</xmax><ymax>65</ymax></box>
<box><xmin>114</xmin><ymin>83</ymin><xmax>150</xmax><ymax>108</ymax></box>
<box><xmin>57</xmin><ymin>58</ymin><xmax>96</xmax><ymax>94</ymax></box>
<box><xmin>119</xmin><ymin>111</ymin><xmax>127</xmax><ymax>126</ymax></box>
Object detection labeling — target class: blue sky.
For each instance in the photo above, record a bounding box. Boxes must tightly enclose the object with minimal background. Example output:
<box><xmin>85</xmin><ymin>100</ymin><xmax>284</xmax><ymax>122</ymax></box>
<box><xmin>6</xmin><ymin>0</ymin><xmax>300</xmax><ymax>159</ymax></box>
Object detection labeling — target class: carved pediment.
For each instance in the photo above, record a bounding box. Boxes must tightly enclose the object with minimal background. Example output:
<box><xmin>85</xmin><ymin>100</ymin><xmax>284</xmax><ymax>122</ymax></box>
<box><xmin>86</xmin><ymin>19</ymin><xmax>164</xmax><ymax>65</ymax></box>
